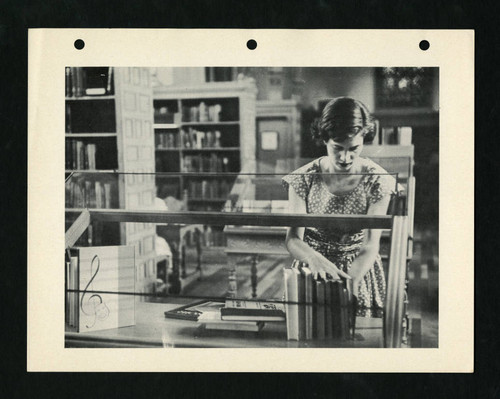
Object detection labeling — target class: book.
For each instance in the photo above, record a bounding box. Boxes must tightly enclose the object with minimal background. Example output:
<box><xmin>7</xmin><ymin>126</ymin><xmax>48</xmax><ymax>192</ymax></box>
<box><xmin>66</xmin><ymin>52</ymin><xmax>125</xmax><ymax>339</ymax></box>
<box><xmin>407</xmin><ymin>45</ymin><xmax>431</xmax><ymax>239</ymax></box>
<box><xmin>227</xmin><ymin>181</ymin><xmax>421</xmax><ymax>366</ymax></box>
<box><xmin>330</xmin><ymin>280</ymin><xmax>342</xmax><ymax>339</ymax></box>
<box><xmin>296</xmin><ymin>267</ymin><xmax>306</xmax><ymax>340</ymax></box>
<box><xmin>221</xmin><ymin>299</ymin><xmax>286</xmax><ymax>321</ymax></box>
<box><xmin>65</xmin><ymin>67</ymin><xmax>72</xmax><ymax>97</ymax></box>
<box><xmin>301</xmin><ymin>267</ymin><xmax>314</xmax><ymax>340</ymax></box>
<box><xmin>314</xmin><ymin>278</ymin><xmax>326</xmax><ymax>339</ymax></box>
<box><xmin>204</xmin><ymin>321</ymin><xmax>264</xmax><ymax>332</ymax></box>
<box><xmin>197</xmin><ymin>305</ymin><xmax>264</xmax><ymax>332</ymax></box>
<box><xmin>284</xmin><ymin>267</ymin><xmax>299</xmax><ymax>340</ymax></box>
<box><xmin>340</xmin><ymin>287</ymin><xmax>350</xmax><ymax>339</ymax></box>
<box><xmin>164</xmin><ymin>300</ymin><xmax>225</xmax><ymax>321</ymax></box>
<box><xmin>87</xmin><ymin>144</ymin><xmax>96</xmax><ymax>170</ymax></box>
<box><xmin>324</xmin><ymin>279</ymin><xmax>333</xmax><ymax>338</ymax></box>
<box><xmin>71</xmin><ymin>246</ymin><xmax>135</xmax><ymax>333</ymax></box>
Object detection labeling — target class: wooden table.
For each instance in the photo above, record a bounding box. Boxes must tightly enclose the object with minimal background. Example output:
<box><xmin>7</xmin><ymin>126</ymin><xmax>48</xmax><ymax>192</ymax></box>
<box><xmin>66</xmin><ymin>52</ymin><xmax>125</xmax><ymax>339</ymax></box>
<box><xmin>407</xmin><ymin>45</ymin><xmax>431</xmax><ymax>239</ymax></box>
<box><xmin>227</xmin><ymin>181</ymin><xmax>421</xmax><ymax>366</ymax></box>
<box><xmin>65</xmin><ymin>299</ymin><xmax>384</xmax><ymax>348</ymax></box>
<box><xmin>224</xmin><ymin>225</ymin><xmax>289</xmax><ymax>298</ymax></box>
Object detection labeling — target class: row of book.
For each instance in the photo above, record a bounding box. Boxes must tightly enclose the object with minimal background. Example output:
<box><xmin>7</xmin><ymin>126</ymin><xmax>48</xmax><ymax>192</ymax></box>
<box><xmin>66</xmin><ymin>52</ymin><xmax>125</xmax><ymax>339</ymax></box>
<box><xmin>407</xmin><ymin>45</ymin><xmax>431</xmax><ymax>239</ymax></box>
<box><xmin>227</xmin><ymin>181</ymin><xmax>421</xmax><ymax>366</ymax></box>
<box><xmin>65</xmin><ymin>67</ymin><xmax>114</xmax><ymax>98</ymax></box>
<box><xmin>183</xmin><ymin>154</ymin><xmax>232</xmax><ymax>173</ymax></box>
<box><xmin>66</xmin><ymin>140</ymin><xmax>97</xmax><ymax>170</ymax></box>
<box><xmin>156</xmin><ymin>132</ymin><xmax>179</xmax><ymax>149</ymax></box>
<box><xmin>182</xmin><ymin>128</ymin><xmax>223</xmax><ymax>149</ymax></box>
<box><xmin>284</xmin><ymin>266</ymin><xmax>354</xmax><ymax>341</ymax></box>
<box><xmin>65</xmin><ymin>179</ymin><xmax>114</xmax><ymax>209</ymax></box>
<box><xmin>182</xmin><ymin>102</ymin><xmax>223</xmax><ymax>123</ymax></box>
<box><xmin>187</xmin><ymin>179</ymin><xmax>232</xmax><ymax>199</ymax></box>
<box><xmin>371</xmin><ymin>126</ymin><xmax>413</xmax><ymax>146</ymax></box>
<box><xmin>156</xmin><ymin>129</ymin><xmax>231</xmax><ymax>150</ymax></box>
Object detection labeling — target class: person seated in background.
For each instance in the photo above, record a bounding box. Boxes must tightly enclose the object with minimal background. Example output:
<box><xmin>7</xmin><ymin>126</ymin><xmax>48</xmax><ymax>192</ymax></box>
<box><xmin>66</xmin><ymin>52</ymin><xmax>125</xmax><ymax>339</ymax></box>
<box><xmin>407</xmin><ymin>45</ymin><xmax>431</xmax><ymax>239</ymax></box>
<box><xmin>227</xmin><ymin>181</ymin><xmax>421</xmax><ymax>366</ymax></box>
<box><xmin>283</xmin><ymin>97</ymin><xmax>396</xmax><ymax>317</ymax></box>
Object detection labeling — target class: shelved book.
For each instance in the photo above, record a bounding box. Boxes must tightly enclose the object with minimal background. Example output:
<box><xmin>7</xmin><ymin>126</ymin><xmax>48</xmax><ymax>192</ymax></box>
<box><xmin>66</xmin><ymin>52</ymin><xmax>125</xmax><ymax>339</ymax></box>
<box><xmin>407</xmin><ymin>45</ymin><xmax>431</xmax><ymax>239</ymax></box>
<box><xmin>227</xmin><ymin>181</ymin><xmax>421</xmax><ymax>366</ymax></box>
<box><xmin>283</xmin><ymin>265</ymin><xmax>353</xmax><ymax>341</ymax></box>
<box><xmin>65</xmin><ymin>140</ymin><xmax>97</xmax><ymax>170</ymax></box>
<box><xmin>221</xmin><ymin>299</ymin><xmax>286</xmax><ymax>322</ymax></box>
<box><xmin>65</xmin><ymin>67</ymin><xmax>114</xmax><ymax>97</ymax></box>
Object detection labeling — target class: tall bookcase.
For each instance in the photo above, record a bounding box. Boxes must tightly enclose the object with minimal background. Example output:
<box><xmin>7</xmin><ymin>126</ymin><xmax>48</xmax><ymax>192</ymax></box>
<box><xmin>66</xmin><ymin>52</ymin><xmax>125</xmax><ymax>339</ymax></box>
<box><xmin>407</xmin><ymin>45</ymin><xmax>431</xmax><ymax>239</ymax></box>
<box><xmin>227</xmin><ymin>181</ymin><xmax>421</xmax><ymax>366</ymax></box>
<box><xmin>153</xmin><ymin>81</ymin><xmax>258</xmax><ymax>216</ymax></box>
<box><xmin>65</xmin><ymin>67</ymin><xmax>158</xmax><ymax>293</ymax></box>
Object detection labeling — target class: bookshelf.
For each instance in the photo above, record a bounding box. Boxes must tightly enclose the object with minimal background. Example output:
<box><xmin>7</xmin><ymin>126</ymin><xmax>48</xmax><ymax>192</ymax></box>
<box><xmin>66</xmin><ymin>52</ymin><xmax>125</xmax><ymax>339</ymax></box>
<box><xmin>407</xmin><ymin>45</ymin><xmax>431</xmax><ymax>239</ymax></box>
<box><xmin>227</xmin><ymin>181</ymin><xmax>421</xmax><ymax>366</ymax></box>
<box><xmin>153</xmin><ymin>81</ymin><xmax>257</xmax><ymax>241</ymax></box>
<box><xmin>65</xmin><ymin>67</ymin><xmax>158</xmax><ymax>294</ymax></box>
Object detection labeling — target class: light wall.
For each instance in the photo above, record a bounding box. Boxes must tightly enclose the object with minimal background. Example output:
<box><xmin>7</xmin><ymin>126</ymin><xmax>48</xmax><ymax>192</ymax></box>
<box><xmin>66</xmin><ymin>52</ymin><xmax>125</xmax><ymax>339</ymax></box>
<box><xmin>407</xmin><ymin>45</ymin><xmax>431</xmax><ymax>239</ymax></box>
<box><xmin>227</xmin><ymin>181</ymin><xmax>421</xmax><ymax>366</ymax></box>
<box><xmin>300</xmin><ymin>67</ymin><xmax>376</xmax><ymax>111</ymax></box>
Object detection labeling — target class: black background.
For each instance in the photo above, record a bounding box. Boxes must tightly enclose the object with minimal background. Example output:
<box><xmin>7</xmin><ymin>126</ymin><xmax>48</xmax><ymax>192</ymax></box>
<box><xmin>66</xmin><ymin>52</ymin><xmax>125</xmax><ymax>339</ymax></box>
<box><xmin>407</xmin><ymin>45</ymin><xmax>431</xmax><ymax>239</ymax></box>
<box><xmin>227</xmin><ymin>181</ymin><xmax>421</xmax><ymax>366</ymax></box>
<box><xmin>1</xmin><ymin>0</ymin><xmax>495</xmax><ymax>397</ymax></box>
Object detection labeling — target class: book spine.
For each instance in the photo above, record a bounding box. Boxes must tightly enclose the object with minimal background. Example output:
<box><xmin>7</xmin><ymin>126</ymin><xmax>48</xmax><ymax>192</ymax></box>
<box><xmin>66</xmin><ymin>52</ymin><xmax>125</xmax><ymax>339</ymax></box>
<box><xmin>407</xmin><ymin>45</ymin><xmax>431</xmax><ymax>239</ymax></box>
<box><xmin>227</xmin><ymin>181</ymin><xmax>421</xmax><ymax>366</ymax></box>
<box><xmin>65</xmin><ymin>140</ymin><xmax>71</xmax><ymax>170</ymax></box>
<box><xmin>284</xmin><ymin>268</ymin><xmax>299</xmax><ymax>340</ymax></box>
<box><xmin>341</xmin><ymin>287</ymin><xmax>349</xmax><ymax>340</ymax></box>
<box><xmin>325</xmin><ymin>280</ymin><xmax>333</xmax><ymax>338</ymax></box>
<box><xmin>87</xmin><ymin>144</ymin><xmax>96</xmax><ymax>170</ymax></box>
<box><xmin>65</xmin><ymin>67</ymin><xmax>72</xmax><ymax>97</ymax></box>
<box><xmin>331</xmin><ymin>281</ymin><xmax>341</xmax><ymax>339</ymax></box>
<box><xmin>297</xmin><ymin>267</ymin><xmax>306</xmax><ymax>340</ymax></box>
<box><xmin>315</xmin><ymin>279</ymin><xmax>326</xmax><ymax>339</ymax></box>
<box><xmin>76</xmin><ymin>141</ymin><xmax>83</xmax><ymax>170</ymax></box>
<box><xmin>65</xmin><ymin>103</ymin><xmax>72</xmax><ymax>133</ymax></box>
<box><xmin>301</xmin><ymin>267</ymin><xmax>314</xmax><ymax>340</ymax></box>
<box><xmin>104</xmin><ymin>183</ymin><xmax>111</xmax><ymax>209</ymax></box>
<box><xmin>74</xmin><ymin>67</ymin><xmax>83</xmax><ymax>98</ymax></box>
<box><xmin>106</xmin><ymin>67</ymin><xmax>113</xmax><ymax>95</ymax></box>
<box><xmin>95</xmin><ymin>181</ymin><xmax>102</xmax><ymax>208</ymax></box>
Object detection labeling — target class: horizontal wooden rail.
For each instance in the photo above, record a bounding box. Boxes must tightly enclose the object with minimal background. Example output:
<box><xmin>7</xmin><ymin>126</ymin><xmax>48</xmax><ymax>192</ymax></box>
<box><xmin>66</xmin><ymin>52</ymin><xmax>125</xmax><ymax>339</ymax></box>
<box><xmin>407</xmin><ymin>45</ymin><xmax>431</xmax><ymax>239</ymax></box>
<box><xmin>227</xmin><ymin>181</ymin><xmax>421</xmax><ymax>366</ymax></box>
<box><xmin>65</xmin><ymin>208</ymin><xmax>393</xmax><ymax>230</ymax></box>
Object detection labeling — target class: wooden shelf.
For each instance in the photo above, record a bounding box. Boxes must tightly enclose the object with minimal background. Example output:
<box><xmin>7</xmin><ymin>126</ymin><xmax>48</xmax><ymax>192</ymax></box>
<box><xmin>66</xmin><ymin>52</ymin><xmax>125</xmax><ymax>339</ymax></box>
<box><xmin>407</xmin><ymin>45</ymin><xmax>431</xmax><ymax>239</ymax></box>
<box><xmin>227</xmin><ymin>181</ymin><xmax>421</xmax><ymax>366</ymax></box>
<box><xmin>156</xmin><ymin>147</ymin><xmax>240</xmax><ymax>152</ymax></box>
<box><xmin>180</xmin><ymin>121</ymin><xmax>239</xmax><ymax>126</ymax></box>
<box><xmin>181</xmin><ymin>147</ymin><xmax>240</xmax><ymax>152</ymax></box>
<box><xmin>154</xmin><ymin>123</ymin><xmax>179</xmax><ymax>129</ymax></box>
<box><xmin>156</xmin><ymin>148</ymin><xmax>180</xmax><ymax>151</ymax></box>
<box><xmin>187</xmin><ymin>198</ymin><xmax>228</xmax><ymax>203</ymax></box>
<box><xmin>181</xmin><ymin>173</ymin><xmax>233</xmax><ymax>178</ymax></box>
<box><xmin>65</xmin><ymin>133</ymin><xmax>117</xmax><ymax>138</ymax></box>
<box><xmin>65</xmin><ymin>95</ymin><xmax>115</xmax><ymax>101</ymax></box>
<box><xmin>65</xmin><ymin>169</ymin><xmax>116</xmax><ymax>173</ymax></box>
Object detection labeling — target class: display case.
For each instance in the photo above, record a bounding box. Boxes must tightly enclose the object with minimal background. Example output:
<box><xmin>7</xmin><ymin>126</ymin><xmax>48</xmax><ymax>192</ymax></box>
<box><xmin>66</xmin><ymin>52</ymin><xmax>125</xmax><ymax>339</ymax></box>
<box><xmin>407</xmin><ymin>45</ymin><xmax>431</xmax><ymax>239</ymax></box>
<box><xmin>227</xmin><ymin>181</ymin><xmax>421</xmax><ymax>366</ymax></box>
<box><xmin>65</xmin><ymin>167</ymin><xmax>413</xmax><ymax>349</ymax></box>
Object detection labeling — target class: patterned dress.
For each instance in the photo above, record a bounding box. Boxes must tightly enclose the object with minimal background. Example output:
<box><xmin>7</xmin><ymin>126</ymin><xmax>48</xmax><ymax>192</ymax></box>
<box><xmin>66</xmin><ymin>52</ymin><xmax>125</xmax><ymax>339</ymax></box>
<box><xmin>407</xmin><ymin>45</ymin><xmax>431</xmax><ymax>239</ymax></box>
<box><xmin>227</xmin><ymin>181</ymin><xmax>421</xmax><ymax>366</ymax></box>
<box><xmin>282</xmin><ymin>157</ymin><xmax>397</xmax><ymax>317</ymax></box>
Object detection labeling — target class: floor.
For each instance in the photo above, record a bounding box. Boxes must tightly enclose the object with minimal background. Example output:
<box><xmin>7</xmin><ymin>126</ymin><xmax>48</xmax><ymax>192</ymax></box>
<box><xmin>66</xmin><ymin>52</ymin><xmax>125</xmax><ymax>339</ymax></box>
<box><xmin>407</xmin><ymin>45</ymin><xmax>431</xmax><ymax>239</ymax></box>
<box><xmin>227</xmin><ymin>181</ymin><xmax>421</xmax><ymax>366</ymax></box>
<box><xmin>178</xmin><ymin>226</ymin><xmax>439</xmax><ymax>348</ymax></box>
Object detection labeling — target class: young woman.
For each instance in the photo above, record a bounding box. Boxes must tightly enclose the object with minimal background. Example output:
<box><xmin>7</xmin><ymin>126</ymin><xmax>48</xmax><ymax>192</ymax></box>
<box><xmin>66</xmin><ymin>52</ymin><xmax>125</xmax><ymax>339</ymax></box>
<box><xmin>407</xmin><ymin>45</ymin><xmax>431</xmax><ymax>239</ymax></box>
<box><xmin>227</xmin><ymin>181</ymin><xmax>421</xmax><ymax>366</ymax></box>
<box><xmin>283</xmin><ymin>97</ymin><xmax>396</xmax><ymax>317</ymax></box>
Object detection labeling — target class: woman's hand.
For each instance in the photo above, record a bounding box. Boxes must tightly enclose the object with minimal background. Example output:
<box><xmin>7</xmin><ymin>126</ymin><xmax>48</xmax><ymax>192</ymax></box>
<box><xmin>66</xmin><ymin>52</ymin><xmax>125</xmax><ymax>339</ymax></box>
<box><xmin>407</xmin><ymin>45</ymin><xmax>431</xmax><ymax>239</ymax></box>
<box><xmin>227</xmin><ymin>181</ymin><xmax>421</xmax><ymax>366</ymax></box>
<box><xmin>305</xmin><ymin>253</ymin><xmax>351</xmax><ymax>281</ymax></box>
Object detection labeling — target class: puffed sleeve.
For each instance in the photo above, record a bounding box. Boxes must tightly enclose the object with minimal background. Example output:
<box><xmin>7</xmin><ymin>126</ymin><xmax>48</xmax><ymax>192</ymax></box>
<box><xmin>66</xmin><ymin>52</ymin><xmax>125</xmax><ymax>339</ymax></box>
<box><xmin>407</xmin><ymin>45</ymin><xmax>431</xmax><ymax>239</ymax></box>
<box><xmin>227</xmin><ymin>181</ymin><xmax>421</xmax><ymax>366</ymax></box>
<box><xmin>281</xmin><ymin>161</ymin><xmax>317</xmax><ymax>201</ymax></box>
<box><xmin>368</xmin><ymin>173</ymin><xmax>397</xmax><ymax>205</ymax></box>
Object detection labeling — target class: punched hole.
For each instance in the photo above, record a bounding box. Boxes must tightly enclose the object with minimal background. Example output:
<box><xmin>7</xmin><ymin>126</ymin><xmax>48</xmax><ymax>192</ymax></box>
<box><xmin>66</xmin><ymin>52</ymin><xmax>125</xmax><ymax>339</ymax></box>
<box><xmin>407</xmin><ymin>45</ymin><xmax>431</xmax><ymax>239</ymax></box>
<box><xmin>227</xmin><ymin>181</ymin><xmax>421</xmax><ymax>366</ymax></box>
<box><xmin>419</xmin><ymin>40</ymin><xmax>430</xmax><ymax>51</ymax></box>
<box><xmin>74</xmin><ymin>39</ymin><xmax>85</xmax><ymax>50</ymax></box>
<box><xmin>247</xmin><ymin>39</ymin><xmax>257</xmax><ymax>50</ymax></box>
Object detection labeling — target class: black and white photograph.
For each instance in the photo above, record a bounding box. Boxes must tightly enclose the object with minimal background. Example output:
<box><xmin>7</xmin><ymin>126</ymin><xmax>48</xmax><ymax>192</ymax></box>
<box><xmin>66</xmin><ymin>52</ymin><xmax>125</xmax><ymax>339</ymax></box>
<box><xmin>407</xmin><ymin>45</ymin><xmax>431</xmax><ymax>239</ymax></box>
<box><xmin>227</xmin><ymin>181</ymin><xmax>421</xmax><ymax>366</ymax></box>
<box><xmin>28</xmin><ymin>30</ymin><xmax>473</xmax><ymax>372</ymax></box>
<box><xmin>63</xmin><ymin>65</ymin><xmax>438</xmax><ymax>349</ymax></box>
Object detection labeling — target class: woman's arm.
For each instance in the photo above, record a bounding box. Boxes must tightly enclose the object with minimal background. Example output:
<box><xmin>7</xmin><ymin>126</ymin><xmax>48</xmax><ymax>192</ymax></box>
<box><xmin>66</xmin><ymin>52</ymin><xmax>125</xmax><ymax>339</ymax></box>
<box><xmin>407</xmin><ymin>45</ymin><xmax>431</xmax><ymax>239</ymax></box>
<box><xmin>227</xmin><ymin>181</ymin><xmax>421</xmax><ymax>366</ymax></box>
<box><xmin>348</xmin><ymin>194</ymin><xmax>392</xmax><ymax>295</ymax></box>
<box><xmin>285</xmin><ymin>188</ymin><xmax>351</xmax><ymax>281</ymax></box>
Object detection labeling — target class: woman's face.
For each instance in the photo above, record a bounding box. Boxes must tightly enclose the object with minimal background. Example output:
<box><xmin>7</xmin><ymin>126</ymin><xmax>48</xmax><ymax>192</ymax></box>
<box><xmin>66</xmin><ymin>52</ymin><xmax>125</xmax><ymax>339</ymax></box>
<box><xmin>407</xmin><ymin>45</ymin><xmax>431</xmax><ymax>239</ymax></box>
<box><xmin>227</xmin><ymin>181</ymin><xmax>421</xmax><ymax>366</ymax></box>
<box><xmin>324</xmin><ymin>133</ymin><xmax>364</xmax><ymax>173</ymax></box>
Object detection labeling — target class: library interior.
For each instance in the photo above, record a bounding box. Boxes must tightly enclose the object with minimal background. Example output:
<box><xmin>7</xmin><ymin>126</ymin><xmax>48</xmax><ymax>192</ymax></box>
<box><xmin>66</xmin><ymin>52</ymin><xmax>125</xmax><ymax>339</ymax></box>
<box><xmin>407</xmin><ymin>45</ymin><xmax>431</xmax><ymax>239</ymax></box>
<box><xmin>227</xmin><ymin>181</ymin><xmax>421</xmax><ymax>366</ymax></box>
<box><xmin>65</xmin><ymin>67</ymin><xmax>439</xmax><ymax>348</ymax></box>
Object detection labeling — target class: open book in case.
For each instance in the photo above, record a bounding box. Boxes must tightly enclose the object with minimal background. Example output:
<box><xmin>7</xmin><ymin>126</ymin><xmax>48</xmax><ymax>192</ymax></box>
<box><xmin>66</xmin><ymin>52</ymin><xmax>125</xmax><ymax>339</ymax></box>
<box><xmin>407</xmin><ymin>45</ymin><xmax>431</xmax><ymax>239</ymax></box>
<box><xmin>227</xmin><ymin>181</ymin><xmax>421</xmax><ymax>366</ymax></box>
<box><xmin>65</xmin><ymin>161</ymin><xmax>414</xmax><ymax>349</ymax></box>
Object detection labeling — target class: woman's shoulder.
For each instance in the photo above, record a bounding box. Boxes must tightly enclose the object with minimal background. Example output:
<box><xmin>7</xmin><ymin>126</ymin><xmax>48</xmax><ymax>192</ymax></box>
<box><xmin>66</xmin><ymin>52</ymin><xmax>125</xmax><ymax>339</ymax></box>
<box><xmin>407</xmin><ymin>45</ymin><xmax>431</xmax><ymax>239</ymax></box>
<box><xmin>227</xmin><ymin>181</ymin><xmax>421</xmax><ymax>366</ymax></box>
<box><xmin>287</xmin><ymin>158</ymin><xmax>322</xmax><ymax>176</ymax></box>
<box><xmin>359</xmin><ymin>157</ymin><xmax>389</xmax><ymax>175</ymax></box>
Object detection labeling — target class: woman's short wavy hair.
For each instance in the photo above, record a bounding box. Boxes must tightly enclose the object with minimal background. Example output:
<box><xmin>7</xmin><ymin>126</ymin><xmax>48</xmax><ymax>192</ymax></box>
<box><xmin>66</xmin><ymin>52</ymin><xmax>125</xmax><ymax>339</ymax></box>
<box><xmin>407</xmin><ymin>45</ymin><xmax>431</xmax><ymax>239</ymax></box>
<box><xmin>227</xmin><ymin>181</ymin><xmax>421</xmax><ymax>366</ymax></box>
<box><xmin>311</xmin><ymin>97</ymin><xmax>376</xmax><ymax>145</ymax></box>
